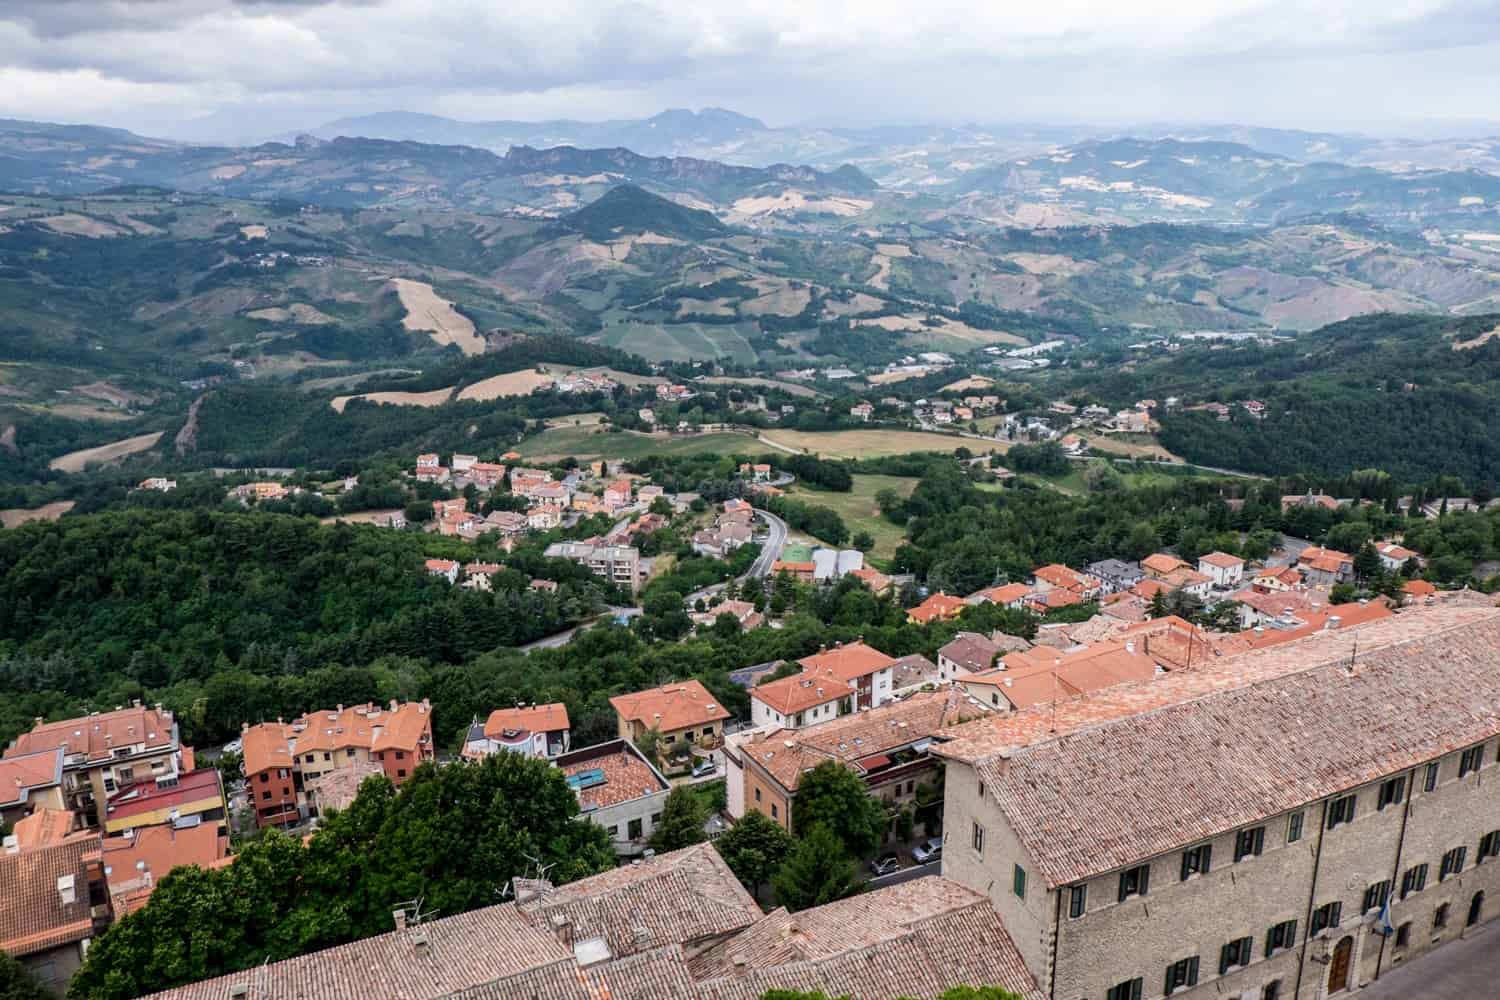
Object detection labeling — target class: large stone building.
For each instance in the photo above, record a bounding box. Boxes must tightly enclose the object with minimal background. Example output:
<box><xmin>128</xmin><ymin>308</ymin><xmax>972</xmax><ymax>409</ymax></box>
<box><xmin>4</xmin><ymin>704</ymin><xmax>185</xmax><ymax>829</ymax></box>
<box><xmin>140</xmin><ymin>844</ymin><xmax>1043</xmax><ymax>1000</ymax></box>
<box><xmin>935</xmin><ymin>605</ymin><xmax>1500</xmax><ymax>1000</ymax></box>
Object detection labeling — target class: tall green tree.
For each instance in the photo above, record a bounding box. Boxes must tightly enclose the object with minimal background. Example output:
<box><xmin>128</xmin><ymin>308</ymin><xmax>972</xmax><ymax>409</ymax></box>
<box><xmin>792</xmin><ymin>762</ymin><xmax>887</xmax><ymax>855</ymax></box>
<box><xmin>0</xmin><ymin>952</ymin><xmax>49</xmax><ymax>1000</ymax></box>
<box><xmin>771</xmin><ymin>824</ymin><xmax>865</xmax><ymax>912</ymax></box>
<box><xmin>649</xmin><ymin>785</ymin><xmax>708</xmax><ymax>853</ymax></box>
<box><xmin>714</xmin><ymin>810</ymin><xmax>795</xmax><ymax>898</ymax></box>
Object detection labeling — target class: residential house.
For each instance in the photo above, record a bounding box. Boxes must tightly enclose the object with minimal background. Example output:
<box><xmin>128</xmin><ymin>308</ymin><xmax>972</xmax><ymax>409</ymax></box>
<box><xmin>438</xmin><ymin>510</ymin><xmax>482</xmax><ymax>540</ymax></box>
<box><xmin>655</xmin><ymin>383</ymin><xmax>696</xmax><ymax>402</ymax></box>
<box><xmin>603</xmin><ymin>478</ymin><xmax>633</xmax><ymax>508</ymax></box>
<box><xmin>240</xmin><ymin>701</ymin><xmax>434</xmax><ymax>828</ymax></box>
<box><xmin>414</xmin><ymin>463</ymin><xmax>450</xmax><ymax>484</ymax></box>
<box><xmin>737</xmin><ymin>463</ymin><xmax>773</xmax><ymax>482</ymax></box>
<box><xmin>4</xmin><ymin>704</ymin><xmax>185</xmax><ymax>830</ymax></box>
<box><xmin>850</xmin><ymin>402</ymin><xmax>874</xmax><ymax>422</ymax></box>
<box><xmin>638</xmin><ymin>407</ymin><xmax>655</xmax><ymax>425</ymax></box>
<box><xmin>544</xmin><ymin>542</ymin><xmax>641</xmax><ymax>593</ymax></box>
<box><xmin>137</xmin><ymin>477</ymin><xmax>176</xmax><ymax>492</ymax></box>
<box><xmin>770</xmin><ymin>559</ymin><xmax>816</xmax><ymax>581</ymax></box>
<box><xmin>526</xmin><ymin>504</ymin><xmax>563</xmax><ymax>531</ymax></box>
<box><xmin>1251</xmin><ymin>565</ymin><xmax>1303</xmax><ymax>592</ymax></box>
<box><xmin>750</xmin><ymin>641</ymin><xmax>899</xmax><ymax>728</ymax></box>
<box><xmin>451</xmin><ymin>454</ymin><xmax>477</xmax><ymax>473</ymax></box>
<box><xmin>729</xmin><ymin>688</ymin><xmax>990</xmax><ymax>832</ymax></box>
<box><xmin>528</xmin><ymin>578</ymin><xmax>558</xmax><ymax>594</ymax></box>
<box><xmin>1031</xmin><ymin>564</ymin><xmax>1104</xmax><ymax>601</ymax></box>
<box><xmin>466</xmin><ymin>462</ymin><xmax>508</xmax><ymax>490</ymax></box>
<box><xmin>425</xmin><ymin>558</ymin><xmax>459</xmax><ymax>583</ymax></box>
<box><xmin>1298</xmin><ymin>546</ymin><xmax>1354</xmax><ymax>587</ymax></box>
<box><xmin>610</xmin><ymin>680</ymin><xmax>730</xmax><ymax>753</ymax></box>
<box><xmin>1059</xmin><ymin>434</ymin><xmax>1086</xmax><ymax>456</ymax></box>
<box><xmin>102</xmin><ymin>766</ymin><xmax>225</xmax><ymax>837</ymax></box>
<box><xmin>908</xmin><ymin>592</ymin><xmax>967</xmax><ymax>625</ymax></box>
<box><xmin>1376</xmin><ymin>540</ymin><xmax>1421</xmax><ymax>572</ymax></box>
<box><xmin>416</xmin><ymin>453</ymin><xmax>440</xmax><ymax>470</ymax></box>
<box><xmin>966</xmin><ymin>583</ymin><xmax>1033</xmax><ymax>609</ymax></box>
<box><xmin>464</xmin><ymin>704</ymin><xmax>571</xmax><ymax>760</ymax></box>
<box><xmin>1402</xmin><ymin>579</ymin><xmax>1438</xmax><ymax>605</ymax></box>
<box><xmin>1281</xmin><ymin>491</ymin><xmax>1341</xmax><ymax>512</ymax></box>
<box><xmin>1227</xmin><ymin>588</ymin><xmax>1326</xmax><ymax>630</ymax></box>
<box><xmin>102</xmin><ymin>821</ymin><xmax>228</xmax><ymax>917</ymax></box>
<box><xmin>1141</xmin><ymin>553</ymin><xmax>1190</xmax><ymax>579</ymax></box>
<box><xmin>484</xmin><ymin>510</ymin><xmax>528</xmax><ymax>536</ymax></box>
<box><xmin>1197</xmin><ymin>552</ymin><xmax>1245</xmax><ymax>590</ymax></box>
<box><xmin>1161</xmin><ymin>566</ymin><xmax>1214</xmax><ymax>600</ymax></box>
<box><xmin>555</xmin><ymin>740</ymin><xmax>671</xmax><ymax>856</ymax></box>
<box><xmin>889</xmin><ymin>653</ymin><xmax>943</xmax><ymax>695</ymax></box>
<box><xmin>461</xmin><ymin>562</ymin><xmax>502</xmax><ymax>591</ymax></box>
<box><xmin>1024</xmin><ymin>588</ymin><xmax>1084</xmax><ymax>615</ymax></box>
<box><xmin>938</xmin><ymin>632</ymin><xmax>1001</xmax><ymax>682</ymax></box>
<box><xmin>1</xmin><ymin>832</ymin><xmax>111</xmax><ymax>995</ymax></box>
<box><xmin>1085</xmin><ymin>559</ymin><xmax>1143</xmax><ymax>595</ymax></box>
<box><xmin>233</xmin><ymin>481</ymin><xmax>291</xmax><ymax>502</ymax></box>
<box><xmin>937</xmin><ymin>604</ymin><xmax>1500</xmax><ymax>1000</ymax></box>
<box><xmin>0</xmin><ymin>749</ymin><xmax>65</xmax><ymax>830</ymax></box>
<box><xmin>691</xmin><ymin>600</ymin><xmax>763</xmax><ymax>632</ymax></box>
<box><xmin>848</xmin><ymin>566</ymin><xmax>893</xmax><ymax>595</ymax></box>
<box><xmin>637</xmin><ymin>484</ymin><xmax>665</xmax><ymax>505</ymax></box>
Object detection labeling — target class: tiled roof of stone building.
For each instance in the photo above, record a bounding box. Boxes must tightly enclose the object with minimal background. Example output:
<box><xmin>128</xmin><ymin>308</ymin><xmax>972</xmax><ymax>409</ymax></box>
<box><xmin>0</xmin><ymin>832</ymin><xmax>101</xmax><ymax>958</ymax></box>
<box><xmin>145</xmin><ymin>844</ymin><xmax>759</xmax><ymax>1000</ymax></box>
<box><xmin>942</xmin><ymin>605</ymin><xmax>1500</xmax><ymax>888</ymax></box>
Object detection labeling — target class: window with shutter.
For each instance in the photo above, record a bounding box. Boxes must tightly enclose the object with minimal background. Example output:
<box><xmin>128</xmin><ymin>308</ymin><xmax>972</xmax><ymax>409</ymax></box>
<box><xmin>1105</xmin><ymin>979</ymin><xmax>1143</xmax><ymax>1000</ymax></box>
<box><xmin>1234</xmin><ymin>826</ymin><xmax>1264</xmax><ymax>861</ymax></box>
<box><xmin>1377</xmin><ymin>776</ymin><xmax>1405</xmax><ymax>810</ymax></box>
<box><xmin>1181</xmin><ymin>843</ymin><xmax>1212</xmax><ymax>880</ymax></box>
<box><xmin>1118</xmin><ymin>863</ymin><xmax>1150</xmax><ymax>902</ymax></box>
<box><xmin>1424</xmin><ymin>761</ymin><xmax>1439</xmax><ymax>791</ymax></box>
<box><xmin>1069</xmin><ymin>884</ymin><xmax>1086</xmax><ymax>918</ymax></box>
<box><xmin>1286</xmin><ymin>810</ymin><xmax>1304</xmax><ymax>843</ymax></box>
<box><xmin>1327</xmin><ymin>794</ymin><xmax>1357</xmax><ymax>828</ymax></box>
<box><xmin>1401</xmin><ymin>864</ymin><xmax>1428</xmax><ymax>898</ymax></box>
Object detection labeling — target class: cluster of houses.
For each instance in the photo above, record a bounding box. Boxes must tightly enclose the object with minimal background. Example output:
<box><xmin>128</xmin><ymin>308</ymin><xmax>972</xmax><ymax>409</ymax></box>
<box><xmin>911</xmin><ymin>393</ymin><xmax>1004</xmax><ymax>426</ymax></box>
<box><xmin>551</xmin><ymin>371</ymin><xmax>618</xmax><ymax>394</ymax></box>
<box><xmin>691</xmin><ymin>498</ymin><xmax>756</xmax><ymax>558</ymax></box>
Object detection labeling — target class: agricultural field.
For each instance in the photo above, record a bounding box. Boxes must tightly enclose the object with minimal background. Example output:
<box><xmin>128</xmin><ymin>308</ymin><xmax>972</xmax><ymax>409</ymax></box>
<box><xmin>595</xmin><ymin>320</ymin><xmax>762</xmax><ymax>364</ymax></box>
<box><xmin>389</xmin><ymin>278</ymin><xmax>486</xmax><ymax>357</ymax></box>
<box><xmin>516</xmin><ymin>426</ymin><xmax>753</xmax><ymax>462</ymax></box>
<box><xmin>758</xmin><ymin>428</ymin><xmax>997</xmax><ymax>460</ymax></box>
<box><xmin>0</xmin><ymin>500</ymin><xmax>76</xmax><ymax>529</ymax></box>
<box><xmin>329</xmin><ymin>387</ymin><xmax>455</xmax><ymax>413</ymax></box>
<box><xmin>790</xmin><ymin>474</ymin><xmax>917</xmax><ymax>561</ymax></box>
<box><xmin>48</xmin><ymin>431</ymin><xmax>164</xmax><ymax>472</ymax></box>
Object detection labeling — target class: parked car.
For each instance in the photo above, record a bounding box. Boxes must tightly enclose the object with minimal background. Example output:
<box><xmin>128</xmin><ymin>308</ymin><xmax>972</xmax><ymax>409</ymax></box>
<box><xmin>691</xmin><ymin>758</ymin><xmax>717</xmax><ymax>778</ymax></box>
<box><xmin>221</xmin><ymin>739</ymin><xmax>243</xmax><ymax>754</ymax></box>
<box><xmin>870</xmin><ymin>853</ymin><xmax>902</xmax><ymax>876</ymax></box>
<box><xmin>911</xmin><ymin>837</ymin><xmax>943</xmax><ymax>864</ymax></box>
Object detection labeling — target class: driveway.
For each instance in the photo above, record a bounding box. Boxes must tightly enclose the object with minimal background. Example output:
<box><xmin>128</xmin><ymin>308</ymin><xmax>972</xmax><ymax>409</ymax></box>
<box><xmin>1356</xmin><ymin>923</ymin><xmax>1496</xmax><ymax>999</ymax></box>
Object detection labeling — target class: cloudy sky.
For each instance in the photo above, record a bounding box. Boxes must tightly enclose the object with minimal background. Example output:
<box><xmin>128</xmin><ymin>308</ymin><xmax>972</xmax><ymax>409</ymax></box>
<box><xmin>2</xmin><ymin>0</ymin><xmax>1499</xmax><ymax>141</ymax></box>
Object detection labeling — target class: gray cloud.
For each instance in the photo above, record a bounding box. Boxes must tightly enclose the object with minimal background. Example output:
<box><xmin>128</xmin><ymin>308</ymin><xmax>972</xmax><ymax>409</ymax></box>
<box><xmin>0</xmin><ymin>0</ymin><xmax>1498</xmax><ymax>140</ymax></box>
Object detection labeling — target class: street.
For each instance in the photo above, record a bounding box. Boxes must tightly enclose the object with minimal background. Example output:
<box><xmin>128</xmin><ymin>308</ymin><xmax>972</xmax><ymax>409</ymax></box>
<box><xmin>869</xmin><ymin>859</ymin><xmax>941</xmax><ymax>886</ymax></box>
<box><xmin>748</xmin><ymin>508</ymin><xmax>789</xmax><ymax>578</ymax></box>
<box><xmin>1356</xmin><ymin>923</ymin><xmax>1497</xmax><ymax>999</ymax></box>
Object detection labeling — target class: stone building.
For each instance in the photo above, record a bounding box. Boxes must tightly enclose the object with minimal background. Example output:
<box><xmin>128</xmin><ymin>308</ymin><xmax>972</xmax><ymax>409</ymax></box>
<box><xmin>936</xmin><ymin>605</ymin><xmax>1500</xmax><ymax>1000</ymax></box>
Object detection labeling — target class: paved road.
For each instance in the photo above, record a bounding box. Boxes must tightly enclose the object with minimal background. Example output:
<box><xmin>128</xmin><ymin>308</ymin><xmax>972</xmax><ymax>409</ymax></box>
<box><xmin>1357</xmin><ymin>922</ymin><xmax>1496</xmax><ymax>999</ymax></box>
<box><xmin>748</xmin><ymin>508</ymin><xmax>789</xmax><ymax>578</ymax></box>
<box><xmin>518</xmin><ymin>606</ymin><xmax>639</xmax><ymax>651</ymax></box>
<box><xmin>869</xmin><ymin>859</ymin><xmax>942</xmax><ymax>886</ymax></box>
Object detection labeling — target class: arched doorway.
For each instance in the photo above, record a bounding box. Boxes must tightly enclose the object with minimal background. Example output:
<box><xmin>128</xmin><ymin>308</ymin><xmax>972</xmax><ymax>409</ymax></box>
<box><xmin>1327</xmin><ymin>936</ymin><xmax>1353</xmax><ymax>993</ymax></box>
<box><xmin>1468</xmin><ymin>891</ymin><xmax>1486</xmax><ymax>927</ymax></box>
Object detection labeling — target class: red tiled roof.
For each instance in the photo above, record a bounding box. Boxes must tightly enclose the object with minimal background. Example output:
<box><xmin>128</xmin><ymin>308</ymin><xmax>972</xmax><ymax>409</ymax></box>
<box><xmin>8</xmin><ymin>705</ymin><xmax>176</xmax><ymax>764</ymax></box>
<box><xmin>1141</xmin><ymin>553</ymin><xmax>1188</xmax><ymax>575</ymax></box>
<box><xmin>907</xmin><ymin>593</ymin><xmax>966</xmax><ymax>624</ymax></box>
<box><xmin>240</xmin><ymin>721</ymin><xmax>295</xmax><ymax>778</ymax></box>
<box><xmin>483</xmin><ymin>704</ymin><xmax>570</xmax><ymax>739</ymax></box>
<box><xmin>796</xmin><ymin>641</ymin><xmax>896</xmax><ymax>681</ymax></box>
<box><xmin>969</xmin><ymin>583</ymin><xmax>1031</xmax><ymax>605</ymax></box>
<box><xmin>105</xmin><ymin>767</ymin><xmax>223</xmax><ymax>823</ymax></box>
<box><xmin>558</xmin><ymin>746</ymin><xmax>666</xmax><ymax>810</ymax></box>
<box><xmin>11</xmin><ymin>808</ymin><xmax>76</xmax><ymax>850</ymax></box>
<box><xmin>103</xmin><ymin>822</ymin><xmax>227</xmax><ymax>915</ymax></box>
<box><xmin>1404</xmin><ymin>579</ymin><xmax>1437</xmax><ymax>596</ymax></box>
<box><xmin>0</xmin><ymin>832</ymin><xmax>100</xmax><ymax>958</ymax></box>
<box><xmin>610</xmin><ymin>680</ymin><xmax>730</xmax><ymax>733</ymax></box>
<box><xmin>751</xmin><ymin>667</ymin><xmax>848</xmax><ymax>715</ymax></box>
<box><xmin>1199</xmin><ymin>551</ymin><xmax>1244</xmax><ymax>569</ymax></box>
<box><xmin>0</xmin><ymin>748</ymin><xmax>63</xmax><ymax>808</ymax></box>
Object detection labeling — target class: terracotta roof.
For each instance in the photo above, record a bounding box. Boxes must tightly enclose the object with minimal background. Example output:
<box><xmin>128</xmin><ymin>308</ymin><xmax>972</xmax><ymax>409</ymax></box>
<box><xmin>1198</xmin><ymin>551</ymin><xmax>1244</xmax><ymax>569</ymax></box>
<box><xmin>239</xmin><ymin>721</ymin><xmax>295</xmax><ymax>777</ymax></box>
<box><xmin>940</xmin><ymin>605</ymin><xmax>1500</xmax><ymax>887</ymax></box>
<box><xmin>105</xmin><ymin>767</ymin><xmax>223</xmax><ymax>823</ymax></box>
<box><xmin>796</xmin><ymin>641</ymin><xmax>896</xmax><ymax>681</ymax></box>
<box><xmin>145</xmin><ymin>844</ymin><xmax>761</xmax><ymax>1000</ymax></box>
<box><xmin>849</xmin><ymin>567</ymin><xmax>892</xmax><ymax>591</ymax></box>
<box><xmin>610</xmin><ymin>680</ymin><xmax>730</xmax><ymax>733</ymax></box>
<box><xmin>0</xmin><ymin>832</ymin><xmax>100</xmax><ymax>958</ymax></box>
<box><xmin>287</xmin><ymin>702</ymin><xmax>432</xmax><ymax>757</ymax></box>
<box><xmin>1229</xmin><ymin>588</ymin><xmax>1325</xmax><ymax>619</ymax></box>
<box><xmin>11</xmin><ymin>808</ymin><xmax>76</xmax><ymax>850</ymax></box>
<box><xmin>103</xmin><ymin>822</ymin><xmax>227</xmax><ymax>915</ymax></box>
<box><xmin>1141</xmin><ymin>553</ymin><xmax>1188</xmax><ymax>575</ymax></box>
<box><xmin>1237</xmin><ymin>600</ymin><xmax>1393</xmax><ymax>649</ymax></box>
<box><xmin>8</xmin><ymin>705</ymin><xmax>176</xmax><ymax>763</ymax></box>
<box><xmin>889</xmin><ymin>654</ymin><xmax>941</xmax><ymax>689</ymax></box>
<box><xmin>967</xmin><ymin>582</ymin><xmax>1031</xmax><ymax>606</ymax></box>
<box><xmin>750</xmin><ymin>667</ymin><xmax>848</xmax><ymax>715</ymax></box>
<box><xmin>907</xmin><ymin>593</ymin><xmax>966</xmax><ymax>624</ymax></box>
<box><xmin>1029</xmin><ymin>588</ymin><xmax>1082</xmax><ymax>611</ymax></box>
<box><xmin>483</xmin><ymin>704</ymin><xmax>570</xmax><ymax>739</ymax></box>
<box><xmin>1131</xmin><ymin>578</ymin><xmax>1171</xmax><ymax>600</ymax></box>
<box><xmin>558</xmin><ymin>746</ymin><xmax>666</xmax><ymax>810</ymax></box>
<box><xmin>968</xmin><ymin>642</ymin><xmax>1157</xmax><ymax>709</ymax></box>
<box><xmin>1161</xmin><ymin>566</ymin><xmax>1211</xmax><ymax>589</ymax></box>
<box><xmin>1299</xmin><ymin>545</ymin><xmax>1351</xmax><ymax>566</ymax></box>
<box><xmin>1404</xmin><ymin>579</ymin><xmax>1438</xmax><ymax>596</ymax></box>
<box><xmin>938</xmin><ymin>632</ymin><xmax>1000</xmax><ymax>673</ymax></box>
<box><xmin>743</xmin><ymin>689</ymin><xmax>988</xmax><ymax>792</ymax></box>
<box><xmin>1032</xmin><ymin>563</ymin><xmax>1097</xmax><ymax>591</ymax></box>
<box><xmin>0</xmin><ymin>748</ymin><xmax>63</xmax><ymax>808</ymax></box>
<box><xmin>1255</xmin><ymin>565</ymin><xmax>1304</xmax><ymax>585</ymax></box>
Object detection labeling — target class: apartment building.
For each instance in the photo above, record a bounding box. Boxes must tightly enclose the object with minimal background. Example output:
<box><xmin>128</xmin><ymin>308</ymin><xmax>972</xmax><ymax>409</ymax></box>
<box><xmin>610</xmin><ymin>679</ymin><xmax>730</xmax><ymax>751</ymax></box>
<box><xmin>936</xmin><ymin>605</ymin><xmax>1500</xmax><ymax>1000</ymax></box>
<box><xmin>4</xmin><ymin>704</ymin><xmax>185</xmax><ymax>829</ymax></box>
<box><xmin>543</xmin><ymin>541</ymin><xmax>642</xmax><ymax>593</ymax></box>
<box><xmin>240</xmin><ymin>700</ymin><xmax>434</xmax><ymax>828</ymax></box>
<box><xmin>749</xmin><ymin>641</ymin><xmax>898</xmax><ymax>729</ymax></box>
<box><xmin>0</xmin><ymin>748</ymin><xmax>65</xmax><ymax>829</ymax></box>
<box><xmin>555</xmin><ymin>739</ymin><xmax>671</xmax><ymax>856</ymax></box>
<box><xmin>101</xmin><ymin>766</ymin><xmax>226</xmax><ymax>836</ymax></box>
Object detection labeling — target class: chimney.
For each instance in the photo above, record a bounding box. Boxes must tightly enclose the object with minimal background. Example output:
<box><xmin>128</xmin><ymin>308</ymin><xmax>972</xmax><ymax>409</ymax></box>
<box><xmin>421</xmin><ymin>698</ymin><xmax>431</xmax><ymax>713</ymax></box>
<box><xmin>1125</xmin><ymin>640</ymin><xmax>1136</xmax><ymax>654</ymax></box>
<box><xmin>336</xmin><ymin>704</ymin><xmax>343</xmax><ymax>714</ymax></box>
<box><xmin>392</xmin><ymin>909</ymin><xmax>407</xmax><ymax>932</ymax></box>
<box><xmin>3</xmin><ymin>835</ymin><xmax>17</xmax><ymax>855</ymax></box>
<box><xmin>1326</xmin><ymin>616</ymin><xmax>1342</xmax><ymax>630</ymax></box>
<box><xmin>551</xmin><ymin>913</ymin><xmax>574</xmax><ymax>946</ymax></box>
<box><xmin>731</xmin><ymin>955</ymin><xmax>748</xmax><ymax>976</ymax></box>
<box><xmin>390</xmin><ymin>699</ymin><xmax>398</xmax><ymax>712</ymax></box>
<box><xmin>241</xmin><ymin>722</ymin><xmax>250</xmax><ymax>734</ymax></box>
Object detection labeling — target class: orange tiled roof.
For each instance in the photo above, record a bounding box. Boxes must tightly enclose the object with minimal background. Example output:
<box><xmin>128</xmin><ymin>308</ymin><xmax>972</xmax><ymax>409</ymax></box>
<box><xmin>8</xmin><ymin>705</ymin><xmax>176</xmax><ymax>764</ymax></box>
<box><xmin>796</xmin><ymin>641</ymin><xmax>896</xmax><ymax>681</ymax></box>
<box><xmin>558</xmin><ymin>746</ymin><xmax>666</xmax><ymax>810</ymax></box>
<box><xmin>1032</xmin><ymin>564</ymin><xmax>1095</xmax><ymax>591</ymax></box>
<box><xmin>239</xmin><ymin>721</ymin><xmax>295</xmax><ymax>778</ymax></box>
<box><xmin>0</xmin><ymin>748</ymin><xmax>63</xmax><ymax>808</ymax></box>
<box><xmin>969</xmin><ymin>583</ymin><xmax>1031</xmax><ymax>605</ymax></box>
<box><xmin>11</xmin><ymin>808</ymin><xmax>76</xmax><ymax>850</ymax></box>
<box><xmin>103</xmin><ymin>822</ymin><xmax>227</xmax><ymax>915</ymax></box>
<box><xmin>1404</xmin><ymin>579</ymin><xmax>1437</xmax><ymax>596</ymax></box>
<box><xmin>1141</xmin><ymin>553</ymin><xmax>1188</xmax><ymax>575</ymax></box>
<box><xmin>292</xmin><ymin>702</ymin><xmax>432</xmax><ymax>757</ymax></box>
<box><xmin>1199</xmin><ymin>551</ymin><xmax>1244</xmax><ymax>569</ymax></box>
<box><xmin>610</xmin><ymin>680</ymin><xmax>730</xmax><ymax>733</ymax></box>
<box><xmin>907</xmin><ymin>593</ymin><xmax>966</xmax><ymax>624</ymax></box>
<box><xmin>483</xmin><ymin>704</ymin><xmax>570</xmax><ymax>739</ymax></box>
<box><xmin>0</xmin><ymin>832</ymin><xmax>100</xmax><ymax>958</ymax></box>
<box><xmin>750</xmin><ymin>667</ymin><xmax>848</xmax><ymax>715</ymax></box>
